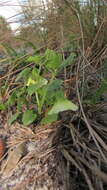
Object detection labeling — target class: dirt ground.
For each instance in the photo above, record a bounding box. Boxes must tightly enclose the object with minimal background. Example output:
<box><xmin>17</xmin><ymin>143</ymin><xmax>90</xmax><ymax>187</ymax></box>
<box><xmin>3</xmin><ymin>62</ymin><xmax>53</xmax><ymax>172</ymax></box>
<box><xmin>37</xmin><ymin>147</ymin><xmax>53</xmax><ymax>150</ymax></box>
<box><xmin>1</xmin><ymin>103</ymin><xmax>107</xmax><ymax>190</ymax></box>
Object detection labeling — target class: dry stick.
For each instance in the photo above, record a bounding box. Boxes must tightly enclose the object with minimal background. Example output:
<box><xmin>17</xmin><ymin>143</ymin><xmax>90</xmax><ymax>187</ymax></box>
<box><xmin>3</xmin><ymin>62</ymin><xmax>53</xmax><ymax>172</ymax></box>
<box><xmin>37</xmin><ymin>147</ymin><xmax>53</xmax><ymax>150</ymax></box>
<box><xmin>1</xmin><ymin>58</ymin><xmax>33</xmax><ymax>98</ymax></box>
<box><xmin>79</xmin><ymin>46</ymin><xmax>107</xmax><ymax>71</ymax></box>
<box><xmin>88</xmin><ymin>45</ymin><xmax>107</xmax><ymax>64</ymax></box>
<box><xmin>78</xmin><ymin>48</ymin><xmax>106</xmax><ymax>91</ymax></box>
<box><xmin>63</xmin><ymin>0</ymin><xmax>87</xmax><ymax>110</ymax></box>
<box><xmin>63</xmin><ymin>0</ymin><xmax>85</xmax><ymax>53</ymax></box>
<box><xmin>12</xmin><ymin>171</ymin><xmax>47</xmax><ymax>190</ymax></box>
<box><xmin>62</xmin><ymin>148</ymin><xmax>94</xmax><ymax>190</ymax></box>
<box><xmin>76</xmin><ymin>59</ymin><xmax>107</xmax><ymax>163</ymax></box>
<box><xmin>0</xmin><ymin>2</ymin><xmax>46</xmax><ymax>8</ymax></box>
<box><xmin>71</xmin><ymin>149</ymin><xmax>107</xmax><ymax>184</ymax></box>
<box><xmin>0</xmin><ymin>62</ymin><xmax>33</xmax><ymax>81</ymax></box>
<box><xmin>90</xmin><ymin>18</ymin><xmax>106</xmax><ymax>50</ymax></box>
<box><xmin>61</xmin><ymin>148</ymin><xmax>81</xmax><ymax>171</ymax></box>
<box><xmin>5</xmin><ymin>75</ymin><xmax>16</xmax><ymax>98</ymax></box>
<box><xmin>8</xmin><ymin>85</ymin><xmax>23</xmax><ymax>95</ymax></box>
<box><xmin>5</xmin><ymin>53</ymin><xmax>31</xmax><ymax>79</ymax></box>
<box><xmin>60</xmin><ymin>18</ymin><xmax>67</xmax><ymax>91</ymax></box>
<box><xmin>64</xmin><ymin>0</ymin><xmax>86</xmax><ymax>104</ymax></box>
<box><xmin>82</xmin><ymin>168</ymin><xmax>94</xmax><ymax>190</ymax></box>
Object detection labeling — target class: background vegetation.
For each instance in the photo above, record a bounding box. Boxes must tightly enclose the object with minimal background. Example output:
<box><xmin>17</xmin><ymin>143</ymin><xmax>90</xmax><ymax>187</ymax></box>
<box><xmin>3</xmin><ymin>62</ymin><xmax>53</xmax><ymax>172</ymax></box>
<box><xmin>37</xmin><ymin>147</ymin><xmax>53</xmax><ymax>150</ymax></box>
<box><xmin>1</xmin><ymin>0</ymin><xmax>107</xmax><ymax>189</ymax></box>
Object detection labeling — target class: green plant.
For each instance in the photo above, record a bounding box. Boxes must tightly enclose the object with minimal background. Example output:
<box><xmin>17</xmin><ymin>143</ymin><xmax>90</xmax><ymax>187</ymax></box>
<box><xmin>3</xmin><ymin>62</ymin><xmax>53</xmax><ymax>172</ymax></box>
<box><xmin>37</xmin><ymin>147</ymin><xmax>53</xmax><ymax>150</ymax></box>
<box><xmin>2</xmin><ymin>49</ymin><xmax>77</xmax><ymax>125</ymax></box>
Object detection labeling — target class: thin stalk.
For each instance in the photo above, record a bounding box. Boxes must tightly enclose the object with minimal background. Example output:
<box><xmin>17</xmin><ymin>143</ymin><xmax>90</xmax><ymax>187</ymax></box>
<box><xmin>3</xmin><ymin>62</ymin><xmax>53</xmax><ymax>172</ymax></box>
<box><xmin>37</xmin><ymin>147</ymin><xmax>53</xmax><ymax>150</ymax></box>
<box><xmin>39</xmin><ymin>73</ymin><xmax>55</xmax><ymax>113</ymax></box>
<box><xmin>35</xmin><ymin>92</ymin><xmax>41</xmax><ymax>114</ymax></box>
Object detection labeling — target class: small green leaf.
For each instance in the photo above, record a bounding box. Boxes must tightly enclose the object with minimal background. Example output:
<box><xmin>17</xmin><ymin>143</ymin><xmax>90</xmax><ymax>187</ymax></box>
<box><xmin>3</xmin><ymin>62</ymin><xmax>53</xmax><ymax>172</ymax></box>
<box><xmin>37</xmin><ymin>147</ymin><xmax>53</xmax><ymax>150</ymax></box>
<box><xmin>8</xmin><ymin>112</ymin><xmax>20</xmax><ymax>125</ymax></box>
<box><xmin>0</xmin><ymin>103</ymin><xmax>7</xmax><ymax>110</ymax></box>
<box><xmin>22</xmin><ymin>110</ymin><xmax>37</xmax><ymax>125</ymax></box>
<box><xmin>41</xmin><ymin>114</ymin><xmax>58</xmax><ymax>124</ymax></box>
<box><xmin>7</xmin><ymin>91</ymin><xmax>17</xmax><ymax>106</ymax></box>
<box><xmin>27</xmin><ymin>55</ymin><xmax>43</xmax><ymax>63</ymax></box>
<box><xmin>48</xmin><ymin>99</ymin><xmax>78</xmax><ymax>115</ymax></box>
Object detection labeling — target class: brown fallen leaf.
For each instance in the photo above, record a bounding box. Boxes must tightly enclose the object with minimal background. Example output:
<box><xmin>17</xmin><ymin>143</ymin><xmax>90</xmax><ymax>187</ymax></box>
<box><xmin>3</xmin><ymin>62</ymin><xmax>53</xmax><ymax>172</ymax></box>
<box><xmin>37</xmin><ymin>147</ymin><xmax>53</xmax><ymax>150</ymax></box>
<box><xmin>1</xmin><ymin>143</ymin><xmax>25</xmax><ymax>177</ymax></box>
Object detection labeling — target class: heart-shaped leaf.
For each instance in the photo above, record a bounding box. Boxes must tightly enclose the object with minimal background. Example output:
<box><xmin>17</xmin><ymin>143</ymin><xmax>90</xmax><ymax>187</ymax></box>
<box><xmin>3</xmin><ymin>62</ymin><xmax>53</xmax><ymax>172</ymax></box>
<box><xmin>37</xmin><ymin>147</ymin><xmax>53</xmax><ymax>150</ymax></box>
<box><xmin>45</xmin><ymin>49</ymin><xmax>62</xmax><ymax>71</ymax></box>
<box><xmin>48</xmin><ymin>99</ymin><xmax>78</xmax><ymax>115</ymax></box>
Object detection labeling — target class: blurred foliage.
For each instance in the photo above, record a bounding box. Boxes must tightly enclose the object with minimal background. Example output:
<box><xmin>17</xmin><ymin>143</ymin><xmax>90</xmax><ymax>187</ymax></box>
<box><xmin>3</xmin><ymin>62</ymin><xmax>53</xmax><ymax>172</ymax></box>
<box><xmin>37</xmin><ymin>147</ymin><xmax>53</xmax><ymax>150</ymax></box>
<box><xmin>16</xmin><ymin>0</ymin><xmax>107</xmax><ymax>52</ymax></box>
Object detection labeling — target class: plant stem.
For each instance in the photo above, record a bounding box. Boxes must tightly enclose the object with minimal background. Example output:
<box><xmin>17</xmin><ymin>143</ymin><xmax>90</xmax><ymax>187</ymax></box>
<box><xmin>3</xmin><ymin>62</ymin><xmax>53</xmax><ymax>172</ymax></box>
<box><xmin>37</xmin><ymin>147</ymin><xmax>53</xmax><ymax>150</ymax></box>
<box><xmin>35</xmin><ymin>92</ymin><xmax>41</xmax><ymax>114</ymax></box>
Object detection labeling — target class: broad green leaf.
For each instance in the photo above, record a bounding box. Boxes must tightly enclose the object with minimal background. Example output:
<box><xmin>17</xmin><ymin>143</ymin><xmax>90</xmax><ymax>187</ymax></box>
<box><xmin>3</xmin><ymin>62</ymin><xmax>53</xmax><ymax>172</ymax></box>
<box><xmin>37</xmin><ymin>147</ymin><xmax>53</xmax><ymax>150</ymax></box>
<box><xmin>27</xmin><ymin>73</ymin><xmax>48</xmax><ymax>96</ymax></box>
<box><xmin>27</xmin><ymin>77</ymin><xmax>48</xmax><ymax>96</ymax></box>
<box><xmin>48</xmin><ymin>79</ymin><xmax>63</xmax><ymax>92</ymax></box>
<box><xmin>44</xmin><ymin>89</ymin><xmax>64</xmax><ymax>104</ymax></box>
<box><xmin>41</xmin><ymin>114</ymin><xmax>58</xmax><ymax>124</ymax></box>
<box><xmin>22</xmin><ymin>110</ymin><xmax>37</xmax><ymax>125</ymax></box>
<box><xmin>41</xmin><ymin>89</ymin><xmax>64</xmax><ymax>106</ymax></box>
<box><xmin>27</xmin><ymin>68</ymin><xmax>48</xmax><ymax>88</ymax></box>
<box><xmin>42</xmin><ymin>81</ymin><xmax>64</xmax><ymax>105</ymax></box>
<box><xmin>48</xmin><ymin>99</ymin><xmax>78</xmax><ymax>115</ymax></box>
<box><xmin>45</xmin><ymin>49</ymin><xmax>62</xmax><ymax>71</ymax></box>
<box><xmin>15</xmin><ymin>68</ymin><xmax>31</xmax><ymax>82</ymax></box>
<box><xmin>54</xmin><ymin>90</ymin><xmax>65</xmax><ymax>101</ymax></box>
<box><xmin>8</xmin><ymin>112</ymin><xmax>20</xmax><ymax>125</ymax></box>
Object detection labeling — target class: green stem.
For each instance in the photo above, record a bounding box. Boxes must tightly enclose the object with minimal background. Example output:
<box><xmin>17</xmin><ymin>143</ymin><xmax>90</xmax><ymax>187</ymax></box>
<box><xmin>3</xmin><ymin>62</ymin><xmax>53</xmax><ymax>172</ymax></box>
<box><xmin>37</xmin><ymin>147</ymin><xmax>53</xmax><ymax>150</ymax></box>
<box><xmin>39</xmin><ymin>88</ymin><xmax>48</xmax><ymax>112</ymax></box>
<box><xmin>35</xmin><ymin>92</ymin><xmax>41</xmax><ymax>114</ymax></box>
<box><xmin>39</xmin><ymin>74</ymin><xmax>55</xmax><ymax>112</ymax></box>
